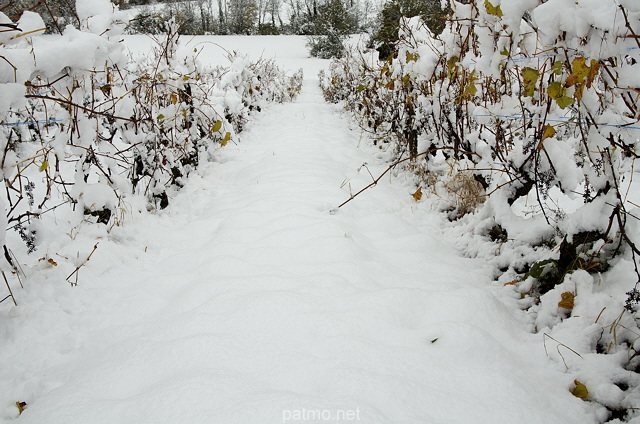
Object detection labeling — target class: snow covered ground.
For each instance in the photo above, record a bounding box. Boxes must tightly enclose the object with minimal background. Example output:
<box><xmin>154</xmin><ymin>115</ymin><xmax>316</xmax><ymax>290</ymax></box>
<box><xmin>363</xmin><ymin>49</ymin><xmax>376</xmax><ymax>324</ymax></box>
<box><xmin>0</xmin><ymin>36</ymin><xmax>599</xmax><ymax>423</ymax></box>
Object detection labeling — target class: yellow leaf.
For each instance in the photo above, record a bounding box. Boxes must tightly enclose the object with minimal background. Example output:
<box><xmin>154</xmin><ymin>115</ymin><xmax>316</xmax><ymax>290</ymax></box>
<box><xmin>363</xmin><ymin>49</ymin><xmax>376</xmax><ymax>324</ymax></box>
<box><xmin>547</xmin><ymin>81</ymin><xmax>564</xmax><ymax>99</ymax></box>
<box><xmin>558</xmin><ymin>291</ymin><xmax>575</xmax><ymax>310</ymax></box>
<box><xmin>212</xmin><ymin>120</ymin><xmax>223</xmax><ymax>132</ymax></box>
<box><xmin>572</xmin><ymin>56</ymin><xmax>589</xmax><ymax>80</ymax></box>
<box><xmin>15</xmin><ymin>402</ymin><xmax>27</xmax><ymax>415</ymax></box>
<box><xmin>47</xmin><ymin>258</ymin><xmax>58</xmax><ymax>266</ymax></box>
<box><xmin>406</xmin><ymin>52</ymin><xmax>418</xmax><ymax>62</ymax></box>
<box><xmin>484</xmin><ymin>0</ymin><xmax>503</xmax><ymax>17</ymax></box>
<box><xmin>574</xmin><ymin>82</ymin><xmax>585</xmax><ymax>102</ymax></box>
<box><xmin>565</xmin><ymin>73</ymin><xmax>579</xmax><ymax>88</ymax></box>
<box><xmin>170</xmin><ymin>93</ymin><xmax>178</xmax><ymax>104</ymax></box>
<box><xmin>586</xmin><ymin>60</ymin><xmax>600</xmax><ymax>88</ymax></box>
<box><xmin>572</xmin><ymin>380</ymin><xmax>589</xmax><ymax>399</ymax></box>
<box><xmin>565</xmin><ymin>57</ymin><xmax>590</xmax><ymax>90</ymax></box>
<box><xmin>39</xmin><ymin>160</ymin><xmax>48</xmax><ymax>172</ymax></box>
<box><xmin>412</xmin><ymin>187</ymin><xmax>423</xmax><ymax>201</ymax></box>
<box><xmin>221</xmin><ymin>132</ymin><xmax>231</xmax><ymax>147</ymax></box>
<box><xmin>522</xmin><ymin>67</ymin><xmax>539</xmax><ymax>97</ymax></box>
<box><xmin>541</xmin><ymin>124</ymin><xmax>556</xmax><ymax>142</ymax></box>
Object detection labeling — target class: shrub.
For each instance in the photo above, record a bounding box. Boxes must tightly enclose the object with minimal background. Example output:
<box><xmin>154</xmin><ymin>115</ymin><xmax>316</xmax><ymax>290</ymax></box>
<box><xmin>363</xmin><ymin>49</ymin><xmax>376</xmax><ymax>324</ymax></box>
<box><xmin>0</xmin><ymin>3</ymin><xmax>303</xmax><ymax>292</ymax></box>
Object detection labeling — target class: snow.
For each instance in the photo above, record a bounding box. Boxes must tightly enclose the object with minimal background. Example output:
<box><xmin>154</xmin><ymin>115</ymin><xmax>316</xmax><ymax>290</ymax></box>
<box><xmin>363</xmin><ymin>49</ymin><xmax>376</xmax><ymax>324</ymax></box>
<box><xmin>124</xmin><ymin>34</ymin><xmax>328</xmax><ymax>79</ymax></box>
<box><xmin>0</xmin><ymin>34</ymin><xmax>603</xmax><ymax>423</ymax></box>
<box><xmin>77</xmin><ymin>0</ymin><xmax>128</xmax><ymax>35</ymax></box>
<box><xmin>319</xmin><ymin>0</ymin><xmax>640</xmax><ymax>417</ymax></box>
<box><xmin>16</xmin><ymin>12</ymin><xmax>45</xmax><ymax>35</ymax></box>
<box><xmin>28</xmin><ymin>29</ymin><xmax>119</xmax><ymax>78</ymax></box>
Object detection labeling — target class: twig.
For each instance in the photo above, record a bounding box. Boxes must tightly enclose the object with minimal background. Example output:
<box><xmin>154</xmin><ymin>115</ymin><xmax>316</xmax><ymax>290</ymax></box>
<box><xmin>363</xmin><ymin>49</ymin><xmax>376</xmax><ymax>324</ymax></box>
<box><xmin>543</xmin><ymin>332</ymin><xmax>583</xmax><ymax>369</ymax></box>
<box><xmin>66</xmin><ymin>243</ymin><xmax>99</xmax><ymax>286</ymax></box>
<box><xmin>1</xmin><ymin>271</ymin><xmax>16</xmax><ymax>306</ymax></box>
<box><xmin>337</xmin><ymin>147</ymin><xmax>479</xmax><ymax>209</ymax></box>
<box><xmin>25</xmin><ymin>95</ymin><xmax>135</xmax><ymax>122</ymax></box>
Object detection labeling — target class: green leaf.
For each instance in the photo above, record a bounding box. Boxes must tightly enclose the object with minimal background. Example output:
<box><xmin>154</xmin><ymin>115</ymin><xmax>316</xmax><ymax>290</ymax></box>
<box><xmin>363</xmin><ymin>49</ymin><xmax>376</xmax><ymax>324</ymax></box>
<box><xmin>572</xmin><ymin>380</ymin><xmax>589</xmax><ymax>399</ymax></box>
<box><xmin>529</xmin><ymin>259</ymin><xmax>557</xmax><ymax>279</ymax></box>
<box><xmin>406</xmin><ymin>52</ymin><xmax>418</xmax><ymax>63</ymax></box>
<box><xmin>500</xmin><ymin>46</ymin><xmax>509</xmax><ymax>56</ymax></box>
<box><xmin>547</xmin><ymin>81</ymin><xmax>564</xmax><ymax>99</ymax></box>
<box><xmin>357</xmin><ymin>83</ymin><xmax>366</xmax><ymax>92</ymax></box>
<box><xmin>556</xmin><ymin>95</ymin><xmax>575</xmax><ymax>109</ymax></box>
<box><xmin>212</xmin><ymin>120</ymin><xmax>223</xmax><ymax>132</ymax></box>
<box><xmin>522</xmin><ymin>67</ymin><xmax>539</xmax><ymax>97</ymax></box>
<box><xmin>157</xmin><ymin>113</ymin><xmax>164</xmax><ymax>120</ymax></box>
<box><xmin>463</xmin><ymin>82</ymin><xmax>477</xmax><ymax>97</ymax></box>
<box><xmin>447</xmin><ymin>56</ymin><xmax>459</xmax><ymax>73</ymax></box>
<box><xmin>551</xmin><ymin>61</ymin><xmax>563</xmax><ymax>76</ymax></box>
<box><xmin>39</xmin><ymin>160</ymin><xmax>48</xmax><ymax>172</ymax></box>
<box><xmin>484</xmin><ymin>0</ymin><xmax>503</xmax><ymax>17</ymax></box>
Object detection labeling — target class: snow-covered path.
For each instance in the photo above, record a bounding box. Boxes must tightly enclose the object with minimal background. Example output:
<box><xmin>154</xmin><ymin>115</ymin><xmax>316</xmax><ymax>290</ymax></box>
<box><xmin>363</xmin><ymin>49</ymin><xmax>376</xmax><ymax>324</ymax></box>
<box><xmin>1</xmin><ymin>80</ymin><xmax>595</xmax><ymax>423</ymax></box>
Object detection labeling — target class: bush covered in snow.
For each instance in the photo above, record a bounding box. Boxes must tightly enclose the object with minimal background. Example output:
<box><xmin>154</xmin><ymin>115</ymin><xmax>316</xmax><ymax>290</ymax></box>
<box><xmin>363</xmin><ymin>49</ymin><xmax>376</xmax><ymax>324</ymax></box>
<box><xmin>322</xmin><ymin>0</ymin><xmax>640</xmax><ymax>419</ymax></box>
<box><xmin>0</xmin><ymin>1</ymin><xmax>302</xmax><ymax>292</ymax></box>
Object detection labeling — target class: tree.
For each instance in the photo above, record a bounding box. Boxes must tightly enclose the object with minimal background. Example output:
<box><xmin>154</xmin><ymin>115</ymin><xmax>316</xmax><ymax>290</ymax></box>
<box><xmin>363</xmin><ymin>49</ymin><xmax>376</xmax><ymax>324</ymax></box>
<box><xmin>257</xmin><ymin>0</ymin><xmax>282</xmax><ymax>30</ymax></box>
<box><xmin>281</xmin><ymin>0</ymin><xmax>317</xmax><ymax>34</ymax></box>
<box><xmin>369</xmin><ymin>0</ymin><xmax>449</xmax><ymax>60</ymax></box>
<box><xmin>345</xmin><ymin>0</ymin><xmax>376</xmax><ymax>32</ymax></box>
<box><xmin>228</xmin><ymin>0</ymin><xmax>258</xmax><ymax>33</ymax></box>
<box><xmin>165</xmin><ymin>0</ymin><xmax>201</xmax><ymax>34</ymax></box>
<box><xmin>307</xmin><ymin>0</ymin><xmax>355</xmax><ymax>58</ymax></box>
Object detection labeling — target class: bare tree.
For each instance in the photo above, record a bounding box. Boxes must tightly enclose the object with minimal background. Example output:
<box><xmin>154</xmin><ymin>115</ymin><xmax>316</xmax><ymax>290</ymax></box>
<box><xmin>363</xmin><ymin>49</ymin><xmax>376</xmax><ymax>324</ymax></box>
<box><xmin>228</xmin><ymin>0</ymin><xmax>258</xmax><ymax>33</ymax></box>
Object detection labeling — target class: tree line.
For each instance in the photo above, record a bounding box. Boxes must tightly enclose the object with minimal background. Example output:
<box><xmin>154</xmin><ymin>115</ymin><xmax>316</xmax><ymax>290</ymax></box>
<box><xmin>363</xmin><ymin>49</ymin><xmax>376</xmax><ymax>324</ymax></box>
<box><xmin>2</xmin><ymin>0</ymin><xmax>448</xmax><ymax>54</ymax></box>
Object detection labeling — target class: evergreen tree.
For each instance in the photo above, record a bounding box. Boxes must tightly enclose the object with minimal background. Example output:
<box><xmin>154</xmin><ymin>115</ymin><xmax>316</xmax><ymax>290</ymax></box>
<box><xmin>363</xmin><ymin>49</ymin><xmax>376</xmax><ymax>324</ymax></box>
<box><xmin>307</xmin><ymin>0</ymin><xmax>355</xmax><ymax>58</ymax></box>
<box><xmin>369</xmin><ymin>0</ymin><xmax>449</xmax><ymax>60</ymax></box>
